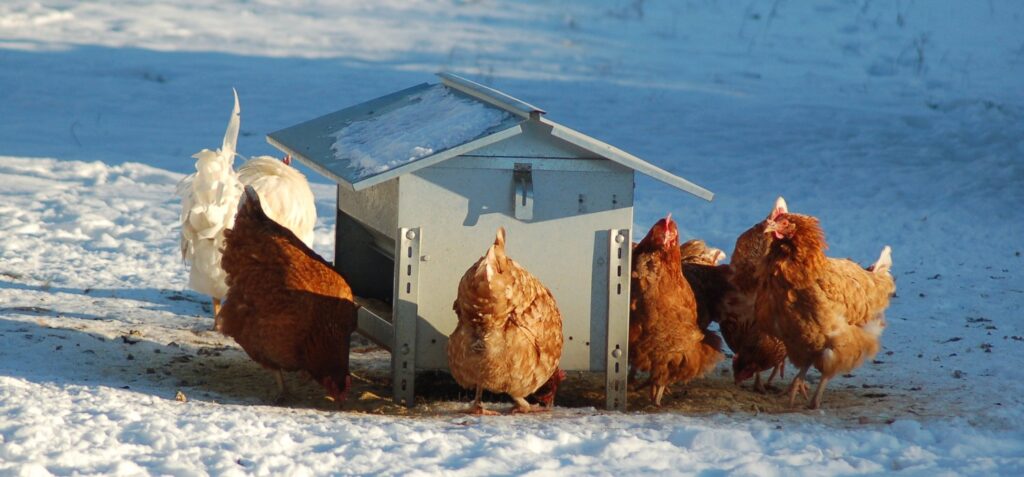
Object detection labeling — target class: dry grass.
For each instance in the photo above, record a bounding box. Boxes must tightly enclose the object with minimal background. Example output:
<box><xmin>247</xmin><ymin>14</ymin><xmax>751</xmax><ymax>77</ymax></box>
<box><xmin>163</xmin><ymin>338</ymin><xmax>939</xmax><ymax>426</ymax></box>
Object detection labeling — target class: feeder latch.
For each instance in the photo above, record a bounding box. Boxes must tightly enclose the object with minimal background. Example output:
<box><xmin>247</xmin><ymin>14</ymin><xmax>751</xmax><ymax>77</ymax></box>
<box><xmin>513</xmin><ymin>163</ymin><xmax>534</xmax><ymax>221</ymax></box>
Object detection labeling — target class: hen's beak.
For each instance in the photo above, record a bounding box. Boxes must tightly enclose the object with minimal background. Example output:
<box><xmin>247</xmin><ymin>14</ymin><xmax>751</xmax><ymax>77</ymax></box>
<box><xmin>763</xmin><ymin>219</ymin><xmax>787</xmax><ymax>240</ymax></box>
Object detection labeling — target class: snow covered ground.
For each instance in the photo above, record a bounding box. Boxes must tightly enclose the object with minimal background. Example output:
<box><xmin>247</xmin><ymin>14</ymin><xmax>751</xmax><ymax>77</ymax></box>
<box><xmin>2</xmin><ymin>0</ymin><xmax>1023</xmax><ymax>474</ymax></box>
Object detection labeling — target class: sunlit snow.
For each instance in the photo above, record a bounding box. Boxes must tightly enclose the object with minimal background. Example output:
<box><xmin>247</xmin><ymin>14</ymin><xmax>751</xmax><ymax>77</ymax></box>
<box><xmin>330</xmin><ymin>85</ymin><xmax>510</xmax><ymax>178</ymax></box>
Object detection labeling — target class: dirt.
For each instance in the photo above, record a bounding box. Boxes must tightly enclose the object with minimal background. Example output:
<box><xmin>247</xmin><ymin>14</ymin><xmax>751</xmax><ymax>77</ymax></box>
<box><xmin>156</xmin><ymin>336</ymin><xmax>942</xmax><ymax>426</ymax></box>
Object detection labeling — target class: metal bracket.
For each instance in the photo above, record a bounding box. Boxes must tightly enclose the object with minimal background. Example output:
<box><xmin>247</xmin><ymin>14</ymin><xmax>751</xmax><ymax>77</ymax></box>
<box><xmin>513</xmin><ymin>163</ymin><xmax>534</xmax><ymax>221</ymax></box>
<box><xmin>606</xmin><ymin>228</ymin><xmax>631</xmax><ymax>412</ymax></box>
<box><xmin>392</xmin><ymin>227</ymin><xmax>421</xmax><ymax>407</ymax></box>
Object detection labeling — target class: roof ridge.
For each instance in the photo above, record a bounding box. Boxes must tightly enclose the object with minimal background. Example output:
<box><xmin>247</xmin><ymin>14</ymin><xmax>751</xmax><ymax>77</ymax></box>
<box><xmin>438</xmin><ymin>72</ymin><xmax>545</xmax><ymax>119</ymax></box>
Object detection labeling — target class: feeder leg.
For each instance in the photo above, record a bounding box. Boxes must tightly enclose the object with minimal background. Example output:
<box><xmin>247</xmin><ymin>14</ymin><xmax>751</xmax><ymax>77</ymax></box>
<box><xmin>605</xmin><ymin>228</ymin><xmax>631</xmax><ymax>412</ymax></box>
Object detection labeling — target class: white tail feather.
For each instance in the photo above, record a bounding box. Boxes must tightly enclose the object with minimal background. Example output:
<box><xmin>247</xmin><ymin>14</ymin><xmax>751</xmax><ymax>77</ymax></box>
<box><xmin>222</xmin><ymin>88</ymin><xmax>241</xmax><ymax>158</ymax></box>
<box><xmin>872</xmin><ymin>246</ymin><xmax>892</xmax><ymax>274</ymax></box>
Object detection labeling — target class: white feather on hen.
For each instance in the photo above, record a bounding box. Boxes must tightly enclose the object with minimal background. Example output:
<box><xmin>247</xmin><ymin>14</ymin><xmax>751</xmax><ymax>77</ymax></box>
<box><xmin>178</xmin><ymin>89</ymin><xmax>317</xmax><ymax>303</ymax></box>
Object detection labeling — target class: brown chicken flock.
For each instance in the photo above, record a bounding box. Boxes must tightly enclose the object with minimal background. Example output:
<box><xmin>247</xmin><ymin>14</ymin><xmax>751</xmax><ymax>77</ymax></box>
<box><xmin>213</xmin><ymin>186</ymin><xmax>893</xmax><ymax>413</ymax></box>
<box><xmin>667</xmin><ymin>197</ymin><xmax>895</xmax><ymax>409</ymax></box>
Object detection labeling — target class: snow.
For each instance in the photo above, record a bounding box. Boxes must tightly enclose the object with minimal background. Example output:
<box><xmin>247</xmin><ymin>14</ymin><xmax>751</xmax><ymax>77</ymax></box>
<box><xmin>329</xmin><ymin>85</ymin><xmax>511</xmax><ymax>178</ymax></box>
<box><xmin>2</xmin><ymin>0</ymin><xmax>1024</xmax><ymax>475</ymax></box>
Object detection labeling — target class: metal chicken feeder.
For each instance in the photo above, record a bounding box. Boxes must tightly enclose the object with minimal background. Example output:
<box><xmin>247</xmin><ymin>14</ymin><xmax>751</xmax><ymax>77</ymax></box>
<box><xmin>267</xmin><ymin>72</ymin><xmax>713</xmax><ymax>410</ymax></box>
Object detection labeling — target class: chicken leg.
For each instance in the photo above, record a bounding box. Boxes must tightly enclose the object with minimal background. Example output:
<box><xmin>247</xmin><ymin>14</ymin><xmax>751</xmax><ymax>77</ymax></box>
<box><xmin>787</xmin><ymin>365</ymin><xmax>811</xmax><ymax>406</ymax></box>
<box><xmin>273</xmin><ymin>370</ymin><xmax>288</xmax><ymax>405</ymax></box>
<box><xmin>753</xmin><ymin>372</ymin><xmax>767</xmax><ymax>394</ymax></box>
<box><xmin>755</xmin><ymin>361</ymin><xmax>786</xmax><ymax>394</ymax></box>
<box><xmin>651</xmin><ymin>384</ymin><xmax>668</xmax><ymax>407</ymax></box>
<box><xmin>212</xmin><ymin>298</ymin><xmax>222</xmax><ymax>331</ymax></box>
<box><xmin>808</xmin><ymin>376</ymin><xmax>830</xmax><ymax>410</ymax></box>
<box><xmin>465</xmin><ymin>385</ymin><xmax>499</xmax><ymax>416</ymax></box>
<box><xmin>768</xmin><ymin>361</ymin><xmax>784</xmax><ymax>384</ymax></box>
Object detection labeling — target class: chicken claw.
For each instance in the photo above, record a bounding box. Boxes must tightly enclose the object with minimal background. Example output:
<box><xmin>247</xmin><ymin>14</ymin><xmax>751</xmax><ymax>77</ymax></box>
<box><xmin>465</xmin><ymin>404</ymin><xmax>500</xmax><ymax>416</ymax></box>
<box><xmin>787</xmin><ymin>366</ymin><xmax>811</xmax><ymax>406</ymax></box>
<box><xmin>465</xmin><ymin>386</ymin><xmax>499</xmax><ymax>415</ymax></box>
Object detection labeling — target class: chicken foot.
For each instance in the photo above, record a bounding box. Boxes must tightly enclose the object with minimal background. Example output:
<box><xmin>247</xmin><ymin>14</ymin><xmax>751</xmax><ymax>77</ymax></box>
<box><xmin>511</xmin><ymin>397</ymin><xmax>547</xmax><ymax>414</ymax></box>
<box><xmin>787</xmin><ymin>365</ymin><xmax>811</xmax><ymax>406</ymax></box>
<box><xmin>464</xmin><ymin>386</ymin><xmax>499</xmax><ymax>416</ymax></box>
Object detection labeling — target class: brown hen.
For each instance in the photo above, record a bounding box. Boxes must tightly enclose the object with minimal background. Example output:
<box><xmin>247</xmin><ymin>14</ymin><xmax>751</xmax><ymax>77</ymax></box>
<box><xmin>677</xmin><ymin>203</ymin><xmax>789</xmax><ymax>393</ymax></box>
<box><xmin>219</xmin><ymin>186</ymin><xmax>358</xmax><ymax>405</ymax></box>
<box><xmin>758</xmin><ymin>212</ymin><xmax>895</xmax><ymax>409</ymax></box>
<box><xmin>721</xmin><ymin>198</ymin><xmax>789</xmax><ymax>393</ymax></box>
<box><xmin>447</xmin><ymin>228</ymin><xmax>564</xmax><ymax>414</ymax></box>
<box><xmin>630</xmin><ymin>215</ymin><xmax>723</xmax><ymax>407</ymax></box>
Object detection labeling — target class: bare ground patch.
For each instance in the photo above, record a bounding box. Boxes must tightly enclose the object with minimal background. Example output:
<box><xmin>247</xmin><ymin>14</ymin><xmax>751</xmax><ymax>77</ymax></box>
<box><xmin>158</xmin><ymin>335</ymin><xmax>948</xmax><ymax>427</ymax></box>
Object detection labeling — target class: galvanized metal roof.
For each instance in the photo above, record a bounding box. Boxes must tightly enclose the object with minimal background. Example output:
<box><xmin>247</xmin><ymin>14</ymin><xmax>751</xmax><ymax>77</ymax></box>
<box><xmin>539</xmin><ymin>117</ymin><xmax>713</xmax><ymax>201</ymax></box>
<box><xmin>267</xmin><ymin>72</ymin><xmax>713</xmax><ymax>200</ymax></box>
<box><xmin>267</xmin><ymin>82</ymin><xmax>526</xmax><ymax>189</ymax></box>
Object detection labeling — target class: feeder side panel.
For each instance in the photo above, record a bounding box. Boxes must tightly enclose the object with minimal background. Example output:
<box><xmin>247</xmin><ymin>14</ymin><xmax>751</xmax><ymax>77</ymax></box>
<box><xmin>398</xmin><ymin>159</ymin><xmax>633</xmax><ymax>371</ymax></box>
<box><xmin>338</xmin><ymin>178</ymin><xmax>399</xmax><ymax>244</ymax></box>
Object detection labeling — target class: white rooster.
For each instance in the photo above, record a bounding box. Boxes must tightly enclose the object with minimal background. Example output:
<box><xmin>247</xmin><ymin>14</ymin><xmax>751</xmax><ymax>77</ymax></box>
<box><xmin>178</xmin><ymin>89</ymin><xmax>317</xmax><ymax>329</ymax></box>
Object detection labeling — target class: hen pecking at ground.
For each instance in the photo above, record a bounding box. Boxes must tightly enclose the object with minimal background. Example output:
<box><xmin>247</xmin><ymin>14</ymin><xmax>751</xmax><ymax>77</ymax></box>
<box><xmin>219</xmin><ymin>186</ymin><xmax>358</xmax><ymax>406</ymax></box>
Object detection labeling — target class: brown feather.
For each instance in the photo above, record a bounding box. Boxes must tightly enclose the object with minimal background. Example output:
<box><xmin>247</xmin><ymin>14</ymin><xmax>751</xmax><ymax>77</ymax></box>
<box><xmin>757</xmin><ymin>213</ymin><xmax>895</xmax><ymax>380</ymax></box>
<box><xmin>447</xmin><ymin>228</ymin><xmax>564</xmax><ymax>402</ymax></box>
<box><xmin>630</xmin><ymin>217</ymin><xmax>723</xmax><ymax>399</ymax></box>
<box><xmin>679</xmin><ymin>219</ymin><xmax>787</xmax><ymax>385</ymax></box>
<box><xmin>219</xmin><ymin>186</ymin><xmax>358</xmax><ymax>402</ymax></box>
<box><xmin>723</xmin><ymin>215</ymin><xmax>788</xmax><ymax>383</ymax></box>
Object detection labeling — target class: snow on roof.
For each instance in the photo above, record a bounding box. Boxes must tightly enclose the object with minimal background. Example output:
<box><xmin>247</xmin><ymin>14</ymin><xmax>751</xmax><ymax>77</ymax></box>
<box><xmin>329</xmin><ymin>85</ymin><xmax>511</xmax><ymax>179</ymax></box>
<box><xmin>268</xmin><ymin>72</ymin><xmax>711</xmax><ymax>199</ymax></box>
